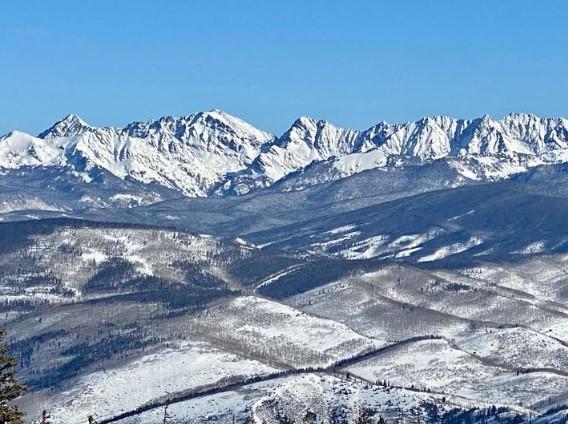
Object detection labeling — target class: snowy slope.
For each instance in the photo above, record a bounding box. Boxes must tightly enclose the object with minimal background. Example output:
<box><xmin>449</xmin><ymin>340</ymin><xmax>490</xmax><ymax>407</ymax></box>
<box><xmin>217</xmin><ymin>117</ymin><xmax>360</xmax><ymax>195</ymax></box>
<box><xmin>346</xmin><ymin>339</ymin><xmax>568</xmax><ymax>410</ymax></box>
<box><xmin>1</xmin><ymin>110</ymin><xmax>274</xmax><ymax>197</ymax></box>
<box><xmin>187</xmin><ymin>295</ymin><xmax>380</xmax><ymax>368</ymax></box>
<box><xmin>219</xmin><ymin>113</ymin><xmax>568</xmax><ymax>195</ymax></box>
<box><xmin>3</xmin><ymin>219</ymin><xmax>566</xmax><ymax>423</ymax></box>
<box><xmin>26</xmin><ymin>341</ymin><xmax>277</xmax><ymax>424</ymax></box>
<box><xmin>111</xmin><ymin>374</ymin><xmax>521</xmax><ymax>424</ymax></box>
<box><xmin>0</xmin><ymin>165</ymin><xmax>180</xmax><ymax>214</ymax></box>
<box><xmin>244</xmin><ymin>182</ymin><xmax>568</xmax><ymax>263</ymax></box>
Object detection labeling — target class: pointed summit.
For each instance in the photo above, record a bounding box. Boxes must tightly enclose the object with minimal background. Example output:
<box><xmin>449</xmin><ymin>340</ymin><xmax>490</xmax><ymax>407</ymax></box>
<box><xmin>292</xmin><ymin>116</ymin><xmax>318</xmax><ymax>126</ymax></box>
<box><xmin>38</xmin><ymin>114</ymin><xmax>92</xmax><ymax>139</ymax></box>
<box><xmin>199</xmin><ymin>109</ymin><xmax>274</xmax><ymax>140</ymax></box>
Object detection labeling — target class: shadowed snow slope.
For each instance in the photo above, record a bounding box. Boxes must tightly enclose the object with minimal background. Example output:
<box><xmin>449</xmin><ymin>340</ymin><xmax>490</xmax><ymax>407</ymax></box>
<box><xmin>244</xmin><ymin>181</ymin><xmax>568</xmax><ymax>263</ymax></box>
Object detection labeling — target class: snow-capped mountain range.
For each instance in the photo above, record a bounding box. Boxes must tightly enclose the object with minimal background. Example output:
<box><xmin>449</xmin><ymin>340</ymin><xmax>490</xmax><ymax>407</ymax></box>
<box><xmin>4</xmin><ymin>112</ymin><xmax>568</xmax><ymax>424</ymax></box>
<box><xmin>2</xmin><ymin>110</ymin><xmax>568</xmax><ymax>198</ymax></box>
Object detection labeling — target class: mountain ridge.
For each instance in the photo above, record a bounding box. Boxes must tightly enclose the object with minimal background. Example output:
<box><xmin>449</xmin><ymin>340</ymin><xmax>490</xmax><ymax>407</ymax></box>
<box><xmin>2</xmin><ymin>110</ymin><xmax>568</xmax><ymax>199</ymax></box>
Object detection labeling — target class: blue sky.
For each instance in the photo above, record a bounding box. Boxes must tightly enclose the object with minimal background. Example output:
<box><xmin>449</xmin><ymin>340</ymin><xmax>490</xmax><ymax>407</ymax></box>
<box><xmin>1</xmin><ymin>0</ymin><xmax>567</xmax><ymax>135</ymax></box>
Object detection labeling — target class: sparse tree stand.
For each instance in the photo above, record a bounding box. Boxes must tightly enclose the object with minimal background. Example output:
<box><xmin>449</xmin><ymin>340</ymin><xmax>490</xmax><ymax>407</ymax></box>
<box><xmin>357</xmin><ymin>408</ymin><xmax>372</xmax><ymax>424</ymax></box>
<box><xmin>0</xmin><ymin>328</ymin><xmax>26</xmax><ymax>424</ymax></box>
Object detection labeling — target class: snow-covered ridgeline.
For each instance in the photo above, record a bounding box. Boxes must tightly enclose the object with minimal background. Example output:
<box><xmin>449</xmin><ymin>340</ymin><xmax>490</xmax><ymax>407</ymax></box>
<box><xmin>0</xmin><ymin>110</ymin><xmax>274</xmax><ymax>197</ymax></box>
<box><xmin>2</xmin><ymin>111</ymin><xmax>568</xmax><ymax>197</ymax></box>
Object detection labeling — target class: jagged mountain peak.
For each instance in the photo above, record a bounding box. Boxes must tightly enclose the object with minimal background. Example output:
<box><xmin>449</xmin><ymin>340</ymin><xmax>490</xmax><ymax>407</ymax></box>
<box><xmin>219</xmin><ymin>112</ymin><xmax>568</xmax><ymax>196</ymax></box>
<box><xmin>123</xmin><ymin>109</ymin><xmax>273</xmax><ymax>145</ymax></box>
<box><xmin>502</xmin><ymin>112</ymin><xmax>561</xmax><ymax>122</ymax></box>
<box><xmin>35</xmin><ymin>109</ymin><xmax>273</xmax><ymax>146</ymax></box>
<box><xmin>2</xmin><ymin>109</ymin><xmax>277</xmax><ymax>197</ymax></box>
<box><xmin>194</xmin><ymin>108</ymin><xmax>274</xmax><ymax>141</ymax></box>
<box><xmin>288</xmin><ymin>115</ymin><xmax>361</xmax><ymax>134</ymax></box>
<box><xmin>276</xmin><ymin>117</ymin><xmax>360</xmax><ymax>160</ymax></box>
<box><xmin>291</xmin><ymin>115</ymin><xmax>321</xmax><ymax>126</ymax></box>
<box><xmin>505</xmin><ymin>112</ymin><xmax>537</xmax><ymax>120</ymax></box>
<box><xmin>38</xmin><ymin>114</ymin><xmax>92</xmax><ymax>139</ymax></box>
<box><xmin>203</xmin><ymin>108</ymin><xmax>246</xmax><ymax>123</ymax></box>
<box><xmin>285</xmin><ymin>116</ymin><xmax>358</xmax><ymax>138</ymax></box>
<box><xmin>283</xmin><ymin>116</ymin><xmax>331</xmax><ymax>138</ymax></box>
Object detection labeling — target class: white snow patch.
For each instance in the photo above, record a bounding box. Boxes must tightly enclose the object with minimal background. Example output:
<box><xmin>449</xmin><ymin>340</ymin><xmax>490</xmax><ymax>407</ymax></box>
<box><xmin>418</xmin><ymin>236</ymin><xmax>483</xmax><ymax>262</ymax></box>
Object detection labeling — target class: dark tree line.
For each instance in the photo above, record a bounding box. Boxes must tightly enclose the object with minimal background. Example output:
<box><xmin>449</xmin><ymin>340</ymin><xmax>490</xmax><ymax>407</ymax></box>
<box><xmin>0</xmin><ymin>328</ymin><xmax>26</xmax><ymax>424</ymax></box>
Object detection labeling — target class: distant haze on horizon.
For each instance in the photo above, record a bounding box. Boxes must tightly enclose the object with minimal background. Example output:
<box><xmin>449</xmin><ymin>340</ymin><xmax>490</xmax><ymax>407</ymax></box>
<box><xmin>2</xmin><ymin>0</ymin><xmax>567</xmax><ymax>136</ymax></box>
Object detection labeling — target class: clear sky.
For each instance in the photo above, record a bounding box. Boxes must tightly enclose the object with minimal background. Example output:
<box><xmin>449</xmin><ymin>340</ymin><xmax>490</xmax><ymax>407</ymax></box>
<box><xmin>1</xmin><ymin>0</ymin><xmax>567</xmax><ymax>136</ymax></box>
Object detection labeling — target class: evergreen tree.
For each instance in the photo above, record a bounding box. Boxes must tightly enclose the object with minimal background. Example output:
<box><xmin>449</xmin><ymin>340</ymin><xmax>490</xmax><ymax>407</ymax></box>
<box><xmin>0</xmin><ymin>328</ymin><xmax>26</xmax><ymax>424</ymax></box>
